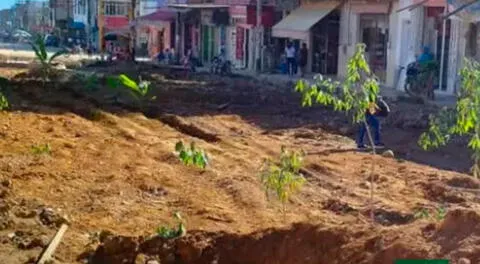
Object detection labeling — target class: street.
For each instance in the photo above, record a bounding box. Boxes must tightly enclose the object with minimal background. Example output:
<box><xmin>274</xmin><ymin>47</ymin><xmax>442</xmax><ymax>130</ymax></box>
<box><xmin>0</xmin><ymin>42</ymin><xmax>62</xmax><ymax>52</ymax></box>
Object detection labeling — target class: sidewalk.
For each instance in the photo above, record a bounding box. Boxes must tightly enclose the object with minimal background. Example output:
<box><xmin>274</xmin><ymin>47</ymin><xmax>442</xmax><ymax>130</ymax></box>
<box><xmin>233</xmin><ymin>69</ymin><xmax>457</xmax><ymax>107</ymax></box>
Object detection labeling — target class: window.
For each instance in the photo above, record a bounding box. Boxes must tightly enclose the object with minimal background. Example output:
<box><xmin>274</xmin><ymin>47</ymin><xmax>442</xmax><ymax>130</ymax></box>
<box><xmin>104</xmin><ymin>1</ymin><xmax>128</xmax><ymax>16</ymax></box>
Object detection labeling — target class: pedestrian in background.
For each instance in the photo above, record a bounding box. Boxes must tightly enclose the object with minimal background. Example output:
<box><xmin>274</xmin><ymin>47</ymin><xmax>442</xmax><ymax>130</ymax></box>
<box><xmin>285</xmin><ymin>42</ymin><xmax>296</xmax><ymax>76</ymax></box>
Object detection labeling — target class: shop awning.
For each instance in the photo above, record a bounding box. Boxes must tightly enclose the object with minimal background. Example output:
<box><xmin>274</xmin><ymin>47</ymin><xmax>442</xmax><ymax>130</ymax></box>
<box><xmin>272</xmin><ymin>2</ymin><xmax>339</xmax><ymax>40</ymax></box>
<box><xmin>131</xmin><ymin>8</ymin><xmax>176</xmax><ymax>27</ymax></box>
<box><xmin>138</xmin><ymin>9</ymin><xmax>176</xmax><ymax>21</ymax></box>
<box><xmin>70</xmin><ymin>21</ymin><xmax>85</xmax><ymax>29</ymax></box>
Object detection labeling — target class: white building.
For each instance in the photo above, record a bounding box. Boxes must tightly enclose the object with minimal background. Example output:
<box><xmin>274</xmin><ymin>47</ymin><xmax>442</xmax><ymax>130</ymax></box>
<box><xmin>337</xmin><ymin>0</ymin><xmax>470</xmax><ymax>96</ymax></box>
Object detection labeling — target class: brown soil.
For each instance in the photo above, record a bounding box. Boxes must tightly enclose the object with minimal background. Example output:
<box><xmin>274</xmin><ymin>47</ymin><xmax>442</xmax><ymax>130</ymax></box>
<box><xmin>0</xmin><ymin>64</ymin><xmax>479</xmax><ymax>264</ymax></box>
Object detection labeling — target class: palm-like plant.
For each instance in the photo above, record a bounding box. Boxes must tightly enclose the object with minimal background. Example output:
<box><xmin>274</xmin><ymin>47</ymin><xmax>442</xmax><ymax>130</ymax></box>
<box><xmin>30</xmin><ymin>35</ymin><xmax>66</xmax><ymax>85</ymax></box>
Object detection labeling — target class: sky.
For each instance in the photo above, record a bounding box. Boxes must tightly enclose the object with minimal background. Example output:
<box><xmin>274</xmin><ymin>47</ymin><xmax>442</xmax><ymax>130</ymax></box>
<box><xmin>0</xmin><ymin>0</ymin><xmax>16</xmax><ymax>10</ymax></box>
<box><xmin>0</xmin><ymin>0</ymin><xmax>46</xmax><ymax>10</ymax></box>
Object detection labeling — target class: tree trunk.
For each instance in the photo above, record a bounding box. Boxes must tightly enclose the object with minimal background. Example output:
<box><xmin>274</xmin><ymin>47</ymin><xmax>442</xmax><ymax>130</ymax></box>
<box><xmin>364</xmin><ymin>120</ymin><xmax>377</xmax><ymax>224</ymax></box>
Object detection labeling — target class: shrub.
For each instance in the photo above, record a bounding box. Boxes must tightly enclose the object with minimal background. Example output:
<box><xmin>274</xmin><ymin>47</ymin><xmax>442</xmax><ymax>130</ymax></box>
<box><xmin>30</xmin><ymin>35</ymin><xmax>66</xmax><ymax>85</ymax></box>
<box><xmin>260</xmin><ymin>146</ymin><xmax>306</xmax><ymax>217</ymax></box>
<box><xmin>175</xmin><ymin>141</ymin><xmax>209</xmax><ymax>169</ymax></box>
<box><xmin>419</xmin><ymin>59</ymin><xmax>480</xmax><ymax>177</ymax></box>
<box><xmin>31</xmin><ymin>143</ymin><xmax>52</xmax><ymax>155</ymax></box>
<box><xmin>156</xmin><ymin>212</ymin><xmax>186</xmax><ymax>239</ymax></box>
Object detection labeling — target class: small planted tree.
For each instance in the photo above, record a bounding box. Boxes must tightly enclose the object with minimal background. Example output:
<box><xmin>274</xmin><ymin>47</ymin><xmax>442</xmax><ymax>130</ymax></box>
<box><xmin>419</xmin><ymin>59</ymin><xmax>480</xmax><ymax>177</ymax></box>
<box><xmin>260</xmin><ymin>146</ymin><xmax>306</xmax><ymax>218</ymax></box>
<box><xmin>0</xmin><ymin>92</ymin><xmax>7</xmax><ymax>110</ymax></box>
<box><xmin>156</xmin><ymin>212</ymin><xmax>186</xmax><ymax>239</ymax></box>
<box><xmin>30</xmin><ymin>35</ymin><xmax>66</xmax><ymax>85</ymax></box>
<box><xmin>295</xmin><ymin>43</ymin><xmax>381</xmax><ymax>222</ymax></box>
<box><xmin>0</xmin><ymin>77</ymin><xmax>8</xmax><ymax>110</ymax></box>
<box><xmin>175</xmin><ymin>141</ymin><xmax>209</xmax><ymax>169</ymax></box>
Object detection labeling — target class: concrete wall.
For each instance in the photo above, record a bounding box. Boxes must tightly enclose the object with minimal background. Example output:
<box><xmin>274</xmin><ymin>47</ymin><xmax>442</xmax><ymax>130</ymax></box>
<box><xmin>337</xmin><ymin>1</ymin><xmax>359</xmax><ymax>78</ymax></box>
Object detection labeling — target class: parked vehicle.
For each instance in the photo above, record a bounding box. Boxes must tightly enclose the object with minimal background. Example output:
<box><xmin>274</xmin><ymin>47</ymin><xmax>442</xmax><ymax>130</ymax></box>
<box><xmin>44</xmin><ymin>34</ymin><xmax>59</xmax><ymax>47</ymax></box>
<box><xmin>210</xmin><ymin>56</ymin><xmax>232</xmax><ymax>76</ymax></box>
<box><xmin>403</xmin><ymin>61</ymin><xmax>438</xmax><ymax>100</ymax></box>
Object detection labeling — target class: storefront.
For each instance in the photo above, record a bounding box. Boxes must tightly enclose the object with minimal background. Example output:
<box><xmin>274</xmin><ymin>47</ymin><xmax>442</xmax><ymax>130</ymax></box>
<box><xmin>359</xmin><ymin>14</ymin><xmax>389</xmax><ymax>81</ymax></box>
<box><xmin>271</xmin><ymin>1</ymin><xmax>340</xmax><ymax>74</ymax></box>
<box><xmin>134</xmin><ymin>8</ymin><xmax>176</xmax><ymax>58</ymax></box>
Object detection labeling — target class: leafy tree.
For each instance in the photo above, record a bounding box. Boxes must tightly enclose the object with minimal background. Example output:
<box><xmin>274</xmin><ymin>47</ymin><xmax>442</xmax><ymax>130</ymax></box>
<box><xmin>260</xmin><ymin>146</ymin><xmax>306</xmax><ymax>218</ymax></box>
<box><xmin>295</xmin><ymin>43</ymin><xmax>381</xmax><ymax>222</ymax></box>
<box><xmin>30</xmin><ymin>35</ymin><xmax>66</xmax><ymax>85</ymax></box>
<box><xmin>419</xmin><ymin>59</ymin><xmax>480</xmax><ymax>177</ymax></box>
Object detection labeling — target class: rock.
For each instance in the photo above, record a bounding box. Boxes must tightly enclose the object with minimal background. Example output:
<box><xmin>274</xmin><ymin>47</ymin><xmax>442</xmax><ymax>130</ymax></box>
<box><xmin>0</xmin><ymin>187</ymin><xmax>9</xmax><ymax>198</ymax></box>
<box><xmin>382</xmin><ymin>150</ymin><xmax>395</xmax><ymax>158</ymax></box>
<box><xmin>0</xmin><ymin>201</ymin><xmax>10</xmax><ymax>213</ymax></box>
<box><xmin>53</xmin><ymin>63</ymin><xmax>67</xmax><ymax>70</ymax></box>
<box><xmin>458</xmin><ymin>258</ymin><xmax>471</xmax><ymax>264</ymax></box>
<box><xmin>1</xmin><ymin>179</ymin><xmax>12</xmax><ymax>188</ymax></box>
<box><xmin>359</xmin><ymin>181</ymin><xmax>371</xmax><ymax>189</ymax></box>
<box><xmin>39</xmin><ymin>207</ymin><xmax>69</xmax><ymax>227</ymax></box>
<box><xmin>14</xmin><ymin>208</ymin><xmax>37</xmax><ymax>218</ymax></box>
<box><xmin>18</xmin><ymin>237</ymin><xmax>46</xmax><ymax>249</ymax></box>
<box><xmin>135</xmin><ymin>254</ymin><xmax>147</xmax><ymax>264</ymax></box>
<box><xmin>63</xmin><ymin>142</ymin><xmax>75</xmax><ymax>149</ymax></box>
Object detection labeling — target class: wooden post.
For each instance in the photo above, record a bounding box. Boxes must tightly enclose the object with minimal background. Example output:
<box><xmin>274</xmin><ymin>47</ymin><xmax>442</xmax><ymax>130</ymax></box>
<box><xmin>36</xmin><ymin>224</ymin><xmax>69</xmax><ymax>264</ymax></box>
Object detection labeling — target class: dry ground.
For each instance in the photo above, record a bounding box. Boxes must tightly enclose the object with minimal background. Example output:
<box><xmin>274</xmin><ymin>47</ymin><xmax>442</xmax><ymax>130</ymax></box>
<box><xmin>0</xmin><ymin>64</ymin><xmax>479</xmax><ymax>264</ymax></box>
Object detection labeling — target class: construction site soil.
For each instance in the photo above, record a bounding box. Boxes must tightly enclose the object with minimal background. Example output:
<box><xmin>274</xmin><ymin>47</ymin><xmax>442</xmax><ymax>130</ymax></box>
<box><xmin>0</xmin><ymin>63</ymin><xmax>479</xmax><ymax>264</ymax></box>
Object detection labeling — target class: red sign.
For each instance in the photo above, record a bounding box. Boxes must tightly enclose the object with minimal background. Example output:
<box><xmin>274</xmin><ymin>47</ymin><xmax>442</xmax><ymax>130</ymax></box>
<box><xmin>104</xmin><ymin>16</ymin><xmax>129</xmax><ymax>29</ymax></box>
<box><xmin>236</xmin><ymin>27</ymin><xmax>244</xmax><ymax>60</ymax></box>
<box><xmin>246</xmin><ymin>5</ymin><xmax>274</xmax><ymax>27</ymax></box>
<box><xmin>229</xmin><ymin>5</ymin><xmax>247</xmax><ymax>17</ymax></box>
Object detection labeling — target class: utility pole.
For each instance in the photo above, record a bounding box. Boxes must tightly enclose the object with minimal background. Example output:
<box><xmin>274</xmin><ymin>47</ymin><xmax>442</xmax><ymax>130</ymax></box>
<box><xmin>98</xmin><ymin>0</ymin><xmax>104</xmax><ymax>53</ymax></box>
<box><xmin>129</xmin><ymin>0</ymin><xmax>137</xmax><ymax>61</ymax></box>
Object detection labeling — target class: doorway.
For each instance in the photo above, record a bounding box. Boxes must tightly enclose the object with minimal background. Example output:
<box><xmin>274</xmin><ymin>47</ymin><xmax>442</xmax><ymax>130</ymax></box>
<box><xmin>311</xmin><ymin>10</ymin><xmax>340</xmax><ymax>74</ymax></box>
<box><xmin>360</xmin><ymin>14</ymin><xmax>389</xmax><ymax>81</ymax></box>
<box><xmin>202</xmin><ymin>25</ymin><xmax>216</xmax><ymax>64</ymax></box>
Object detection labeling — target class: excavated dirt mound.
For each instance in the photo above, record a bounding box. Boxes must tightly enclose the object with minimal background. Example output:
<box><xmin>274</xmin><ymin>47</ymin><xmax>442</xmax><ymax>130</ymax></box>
<box><xmin>0</xmin><ymin>65</ymin><xmax>479</xmax><ymax>263</ymax></box>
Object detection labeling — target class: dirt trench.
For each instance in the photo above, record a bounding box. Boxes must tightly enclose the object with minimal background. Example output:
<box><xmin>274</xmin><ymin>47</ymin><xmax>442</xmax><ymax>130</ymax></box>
<box><xmin>89</xmin><ymin>209</ymin><xmax>480</xmax><ymax>264</ymax></box>
<box><xmin>91</xmin><ymin>223</ymin><xmax>359</xmax><ymax>264</ymax></box>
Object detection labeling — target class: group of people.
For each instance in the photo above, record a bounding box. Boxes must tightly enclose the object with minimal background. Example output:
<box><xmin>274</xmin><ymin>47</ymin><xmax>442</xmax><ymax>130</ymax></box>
<box><xmin>284</xmin><ymin>42</ymin><xmax>309</xmax><ymax>77</ymax></box>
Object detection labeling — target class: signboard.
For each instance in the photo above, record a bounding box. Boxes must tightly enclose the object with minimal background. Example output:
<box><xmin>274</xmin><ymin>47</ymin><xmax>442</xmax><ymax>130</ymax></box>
<box><xmin>229</xmin><ymin>5</ymin><xmax>247</xmax><ymax>18</ymax></box>
<box><xmin>104</xmin><ymin>16</ymin><xmax>129</xmax><ymax>29</ymax></box>
<box><xmin>246</xmin><ymin>5</ymin><xmax>274</xmax><ymax>27</ymax></box>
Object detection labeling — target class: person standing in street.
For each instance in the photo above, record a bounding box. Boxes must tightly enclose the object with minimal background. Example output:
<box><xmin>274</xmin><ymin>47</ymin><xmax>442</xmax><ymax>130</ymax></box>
<box><xmin>299</xmin><ymin>43</ymin><xmax>308</xmax><ymax>77</ymax></box>
<box><xmin>285</xmin><ymin>42</ymin><xmax>296</xmax><ymax>76</ymax></box>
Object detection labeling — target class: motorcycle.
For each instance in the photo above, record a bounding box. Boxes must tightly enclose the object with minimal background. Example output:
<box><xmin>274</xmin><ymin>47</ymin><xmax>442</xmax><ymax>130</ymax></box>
<box><xmin>210</xmin><ymin>57</ymin><xmax>232</xmax><ymax>76</ymax></box>
<box><xmin>403</xmin><ymin>61</ymin><xmax>438</xmax><ymax>100</ymax></box>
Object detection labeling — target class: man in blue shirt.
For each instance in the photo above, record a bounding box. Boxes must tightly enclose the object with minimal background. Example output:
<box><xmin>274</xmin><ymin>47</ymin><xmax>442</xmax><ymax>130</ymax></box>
<box><xmin>417</xmin><ymin>46</ymin><xmax>433</xmax><ymax>64</ymax></box>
